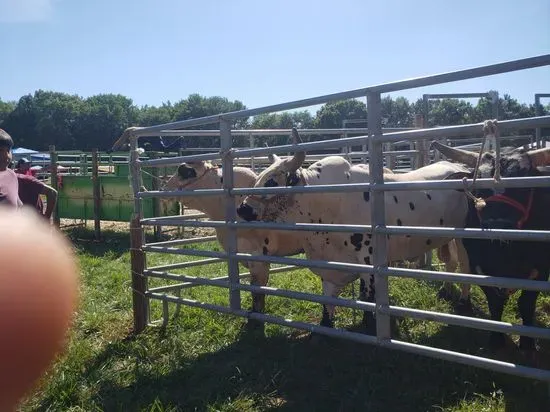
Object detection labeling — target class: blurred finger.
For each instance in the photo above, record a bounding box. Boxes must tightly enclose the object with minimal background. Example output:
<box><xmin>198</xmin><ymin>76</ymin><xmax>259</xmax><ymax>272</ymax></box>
<box><xmin>0</xmin><ymin>208</ymin><xmax>79</xmax><ymax>411</ymax></box>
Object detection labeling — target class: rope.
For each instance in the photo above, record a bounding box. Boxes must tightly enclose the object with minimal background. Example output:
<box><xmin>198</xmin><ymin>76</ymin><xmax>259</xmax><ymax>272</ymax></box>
<box><xmin>461</xmin><ymin>119</ymin><xmax>501</xmax><ymax>211</ymax></box>
<box><xmin>141</xmin><ymin>168</ymin><xmax>167</xmax><ymax>183</ymax></box>
<box><xmin>483</xmin><ymin>119</ymin><xmax>501</xmax><ymax>182</ymax></box>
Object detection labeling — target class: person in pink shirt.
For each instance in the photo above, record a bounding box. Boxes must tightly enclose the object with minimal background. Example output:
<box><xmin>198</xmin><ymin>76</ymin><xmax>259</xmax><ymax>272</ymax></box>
<box><xmin>0</xmin><ymin>129</ymin><xmax>21</xmax><ymax>209</ymax></box>
<box><xmin>15</xmin><ymin>158</ymin><xmax>35</xmax><ymax>176</ymax></box>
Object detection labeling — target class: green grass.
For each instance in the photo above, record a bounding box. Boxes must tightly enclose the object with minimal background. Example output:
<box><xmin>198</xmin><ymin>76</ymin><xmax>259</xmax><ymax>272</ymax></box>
<box><xmin>20</xmin><ymin>226</ymin><xmax>550</xmax><ymax>412</ymax></box>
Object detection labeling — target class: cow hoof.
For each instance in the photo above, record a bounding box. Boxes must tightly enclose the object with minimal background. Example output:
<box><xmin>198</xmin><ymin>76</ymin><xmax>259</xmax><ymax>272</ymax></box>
<box><xmin>309</xmin><ymin>332</ymin><xmax>329</xmax><ymax>345</ymax></box>
<box><xmin>519</xmin><ymin>348</ymin><xmax>540</xmax><ymax>367</ymax></box>
<box><xmin>320</xmin><ymin>318</ymin><xmax>335</xmax><ymax>329</ymax></box>
<box><xmin>363</xmin><ymin>321</ymin><xmax>377</xmax><ymax>336</ymax></box>
<box><xmin>240</xmin><ymin>318</ymin><xmax>265</xmax><ymax>338</ymax></box>
<box><xmin>519</xmin><ymin>338</ymin><xmax>539</xmax><ymax>366</ymax></box>
<box><xmin>456</xmin><ymin>297</ymin><xmax>473</xmax><ymax>316</ymax></box>
<box><xmin>487</xmin><ymin>333</ymin><xmax>509</xmax><ymax>353</ymax></box>
<box><xmin>437</xmin><ymin>286</ymin><xmax>453</xmax><ymax>302</ymax></box>
<box><xmin>246</xmin><ymin>318</ymin><xmax>265</xmax><ymax>330</ymax></box>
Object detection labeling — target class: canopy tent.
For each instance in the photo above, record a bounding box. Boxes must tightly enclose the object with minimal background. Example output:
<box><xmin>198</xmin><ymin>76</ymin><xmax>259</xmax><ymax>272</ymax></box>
<box><xmin>12</xmin><ymin>147</ymin><xmax>38</xmax><ymax>155</ymax></box>
<box><xmin>30</xmin><ymin>153</ymin><xmax>51</xmax><ymax>161</ymax></box>
<box><xmin>11</xmin><ymin>148</ymin><xmax>50</xmax><ymax>163</ymax></box>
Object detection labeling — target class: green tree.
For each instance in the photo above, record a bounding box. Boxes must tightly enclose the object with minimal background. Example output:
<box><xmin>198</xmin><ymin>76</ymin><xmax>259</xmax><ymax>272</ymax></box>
<box><xmin>138</xmin><ymin>102</ymin><xmax>175</xmax><ymax>126</ymax></box>
<box><xmin>76</xmin><ymin>94</ymin><xmax>139</xmax><ymax>150</ymax></box>
<box><xmin>0</xmin><ymin>99</ymin><xmax>16</xmax><ymax>126</ymax></box>
<box><xmin>314</xmin><ymin>99</ymin><xmax>367</xmax><ymax>130</ymax></box>
<box><xmin>251</xmin><ymin>110</ymin><xmax>315</xmax><ymax>145</ymax></box>
<box><xmin>381</xmin><ymin>96</ymin><xmax>413</xmax><ymax>127</ymax></box>
<box><xmin>412</xmin><ymin>98</ymin><xmax>477</xmax><ymax>127</ymax></box>
<box><xmin>2</xmin><ymin>90</ymin><xmax>85</xmax><ymax>150</ymax></box>
<box><xmin>171</xmin><ymin>94</ymin><xmax>249</xmax><ymax>148</ymax></box>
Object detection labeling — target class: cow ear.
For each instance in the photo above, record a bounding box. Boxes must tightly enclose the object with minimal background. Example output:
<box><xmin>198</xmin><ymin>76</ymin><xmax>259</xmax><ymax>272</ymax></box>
<box><xmin>264</xmin><ymin>142</ymin><xmax>280</xmax><ymax>163</ymax></box>
<box><xmin>268</xmin><ymin>153</ymin><xmax>280</xmax><ymax>163</ymax></box>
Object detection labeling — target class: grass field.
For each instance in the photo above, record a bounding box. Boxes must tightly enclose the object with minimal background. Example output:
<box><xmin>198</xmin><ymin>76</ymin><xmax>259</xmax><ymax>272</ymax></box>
<box><xmin>19</xmin><ymin>225</ymin><xmax>550</xmax><ymax>411</ymax></box>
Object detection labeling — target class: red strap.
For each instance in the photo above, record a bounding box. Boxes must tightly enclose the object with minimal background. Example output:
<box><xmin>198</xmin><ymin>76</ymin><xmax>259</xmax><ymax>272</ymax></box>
<box><xmin>481</xmin><ymin>189</ymin><xmax>534</xmax><ymax>229</ymax></box>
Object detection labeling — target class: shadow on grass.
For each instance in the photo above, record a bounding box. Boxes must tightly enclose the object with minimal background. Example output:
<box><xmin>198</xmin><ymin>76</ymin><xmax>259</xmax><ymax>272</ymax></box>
<box><xmin>45</xmin><ymin>315</ymin><xmax>550</xmax><ymax>412</ymax></box>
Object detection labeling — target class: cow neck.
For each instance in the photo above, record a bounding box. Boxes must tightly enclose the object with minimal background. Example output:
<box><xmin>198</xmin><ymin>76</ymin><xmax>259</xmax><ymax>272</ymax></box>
<box><xmin>290</xmin><ymin>168</ymin><xmax>326</xmax><ymax>221</ymax></box>
<box><xmin>180</xmin><ymin>168</ymin><xmax>255</xmax><ymax>221</ymax></box>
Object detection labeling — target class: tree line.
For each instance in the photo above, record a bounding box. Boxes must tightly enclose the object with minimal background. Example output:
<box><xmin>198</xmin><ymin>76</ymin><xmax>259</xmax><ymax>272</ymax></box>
<box><xmin>0</xmin><ymin>90</ymin><xmax>548</xmax><ymax>152</ymax></box>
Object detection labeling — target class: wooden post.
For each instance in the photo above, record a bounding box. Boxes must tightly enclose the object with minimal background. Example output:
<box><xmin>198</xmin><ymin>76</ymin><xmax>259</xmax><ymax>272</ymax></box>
<box><xmin>92</xmin><ymin>149</ymin><xmax>101</xmax><ymax>241</ymax></box>
<box><xmin>177</xmin><ymin>148</ymin><xmax>184</xmax><ymax>237</ymax></box>
<box><xmin>414</xmin><ymin>114</ymin><xmax>429</xmax><ymax>168</ymax></box>
<box><xmin>49</xmin><ymin>145</ymin><xmax>60</xmax><ymax>227</ymax></box>
<box><xmin>130</xmin><ymin>215</ymin><xmax>148</xmax><ymax>333</ymax></box>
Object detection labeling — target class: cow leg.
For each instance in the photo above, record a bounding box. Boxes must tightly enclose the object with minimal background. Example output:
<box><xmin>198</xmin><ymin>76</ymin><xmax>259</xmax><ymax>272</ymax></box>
<box><xmin>437</xmin><ymin>242</ymin><xmax>458</xmax><ymax>301</ymax></box>
<box><xmin>360</xmin><ymin>274</ymin><xmax>376</xmax><ymax>335</ymax></box>
<box><xmin>455</xmin><ymin>239</ymin><xmax>473</xmax><ymax>315</ymax></box>
<box><xmin>481</xmin><ymin>286</ymin><xmax>509</xmax><ymax>350</ymax></box>
<box><xmin>359</xmin><ymin>278</ymin><xmax>367</xmax><ymax>301</ymax></box>
<box><xmin>320</xmin><ymin>280</ymin><xmax>344</xmax><ymax>328</ymax></box>
<box><xmin>517</xmin><ymin>289</ymin><xmax>539</xmax><ymax>353</ymax></box>
<box><xmin>246</xmin><ymin>261</ymin><xmax>270</xmax><ymax>331</ymax></box>
<box><xmin>517</xmin><ymin>269</ymin><xmax>548</xmax><ymax>354</ymax></box>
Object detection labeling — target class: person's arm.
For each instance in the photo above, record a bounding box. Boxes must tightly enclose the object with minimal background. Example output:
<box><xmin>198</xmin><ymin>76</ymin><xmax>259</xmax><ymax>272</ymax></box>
<box><xmin>40</xmin><ymin>184</ymin><xmax>58</xmax><ymax>219</ymax></box>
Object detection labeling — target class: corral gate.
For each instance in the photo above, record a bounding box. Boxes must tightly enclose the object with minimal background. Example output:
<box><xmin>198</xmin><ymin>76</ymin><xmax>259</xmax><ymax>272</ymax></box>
<box><xmin>127</xmin><ymin>54</ymin><xmax>550</xmax><ymax>383</ymax></box>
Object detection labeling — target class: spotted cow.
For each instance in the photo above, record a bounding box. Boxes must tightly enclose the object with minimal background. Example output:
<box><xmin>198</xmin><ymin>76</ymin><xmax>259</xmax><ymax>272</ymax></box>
<box><xmin>237</xmin><ymin>129</ymin><xmax>472</xmax><ymax>332</ymax></box>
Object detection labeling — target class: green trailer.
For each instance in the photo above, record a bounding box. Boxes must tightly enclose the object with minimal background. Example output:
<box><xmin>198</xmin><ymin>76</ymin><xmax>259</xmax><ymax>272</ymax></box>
<box><xmin>56</xmin><ymin>159</ymin><xmax>180</xmax><ymax>221</ymax></box>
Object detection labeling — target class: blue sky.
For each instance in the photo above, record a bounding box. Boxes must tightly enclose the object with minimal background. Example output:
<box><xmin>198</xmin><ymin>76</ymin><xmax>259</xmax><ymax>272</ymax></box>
<box><xmin>1</xmin><ymin>0</ymin><xmax>549</xmax><ymax>114</ymax></box>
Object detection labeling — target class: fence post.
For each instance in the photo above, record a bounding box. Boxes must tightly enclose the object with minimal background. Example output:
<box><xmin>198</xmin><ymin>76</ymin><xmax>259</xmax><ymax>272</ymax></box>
<box><xmin>367</xmin><ymin>91</ymin><xmax>391</xmax><ymax>342</ymax></box>
<box><xmin>414</xmin><ymin>114</ymin><xmax>429</xmax><ymax>167</ymax></box>
<box><xmin>249</xmin><ymin>132</ymin><xmax>255</xmax><ymax>173</ymax></box>
<box><xmin>129</xmin><ymin>135</ymin><xmax>148</xmax><ymax>333</ymax></box>
<box><xmin>177</xmin><ymin>148</ymin><xmax>185</xmax><ymax>237</ymax></box>
<box><xmin>49</xmin><ymin>145</ymin><xmax>60</xmax><ymax>227</ymax></box>
<box><xmin>130</xmin><ymin>214</ymin><xmax>148</xmax><ymax>333</ymax></box>
<box><xmin>92</xmin><ymin>149</ymin><xmax>101</xmax><ymax>241</ymax></box>
<box><xmin>535</xmin><ymin>94</ymin><xmax>543</xmax><ymax>149</ymax></box>
<box><xmin>220</xmin><ymin>119</ymin><xmax>241</xmax><ymax>311</ymax></box>
<box><xmin>150</xmin><ymin>152</ymin><xmax>162</xmax><ymax>241</ymax></box>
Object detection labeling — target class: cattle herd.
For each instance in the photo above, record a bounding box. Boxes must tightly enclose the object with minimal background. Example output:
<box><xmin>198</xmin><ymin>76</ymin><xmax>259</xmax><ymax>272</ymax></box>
<box><xmin>161</xmin><ymin>124</ymin><xmax>550</xmax><ymax>358</ymax></box>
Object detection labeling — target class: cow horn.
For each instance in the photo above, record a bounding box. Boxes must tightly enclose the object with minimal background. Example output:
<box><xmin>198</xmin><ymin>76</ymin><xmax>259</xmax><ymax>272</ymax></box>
<box><xmin>112</xmin><ymin>126</ymin><xmax>143</xmax><ymax>151</ymax></box>
<box><xmin>527</xmin><ymin>146</ymin><xmax>550</xmax><ymax>167</ymax></box>
<box><xmin>285</xmin><ymin>127</ymin><xmax>306</xmax><ymax>171</ymax></box>
<box><xmin>264</xmin><ymin>142</ymin><xmax>276</xmax><ymax>163</ymax></box>
<box><xmin>430</xmin><ymin>141</ymin><xmax>478</xmax><ymax>167</ymax></box>
<box><xmin>291</xmin><ymin>127</ymin><xmax>303</xmax><ymax>144</ymax></box>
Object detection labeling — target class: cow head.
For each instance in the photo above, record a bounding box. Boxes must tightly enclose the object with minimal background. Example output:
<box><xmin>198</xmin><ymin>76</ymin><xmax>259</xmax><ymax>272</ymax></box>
<box><xmin>163</xmin><ymin>160</ymin><xmax>219</xmax><ymax>190</ymax></box>
<box><xmin>237</xmin><ymin>128</ymin><xmax>306</xmax><ymax>222</ymax></box>
<box><xmin>432</xmin><ymin>141</ymin><xmax>550</xmax><ymax>230</ymax></box>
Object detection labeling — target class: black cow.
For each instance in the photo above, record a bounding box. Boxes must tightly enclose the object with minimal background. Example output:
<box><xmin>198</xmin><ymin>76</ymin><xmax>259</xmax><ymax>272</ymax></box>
<box><xmin>432</xmin><ymin>141</ymin><xmax>550</xmax><ymax>355</ymax></box>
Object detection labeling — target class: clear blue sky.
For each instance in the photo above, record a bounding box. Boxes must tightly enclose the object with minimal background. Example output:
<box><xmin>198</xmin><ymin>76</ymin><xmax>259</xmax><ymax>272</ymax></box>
<box><xmin>1</xmin><ymin>0</ymin><xmax>549</xmax><ymax>114</ymax></box>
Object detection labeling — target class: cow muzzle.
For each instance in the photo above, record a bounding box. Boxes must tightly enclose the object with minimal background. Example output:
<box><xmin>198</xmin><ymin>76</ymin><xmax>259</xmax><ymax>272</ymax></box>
<box><xmin>237</xmin><ymin>202</ymin><xmax>258</xmax><ymax>222</ymax></box>
<box><xmin>178</xmin><ymin>165</ymin><xmax>197</xmax><ymax>180</ymax></box>
<box><xmin>480</xmin><ymin>218</ymin><xmax>517</xmax><ymax>230</ymax></box>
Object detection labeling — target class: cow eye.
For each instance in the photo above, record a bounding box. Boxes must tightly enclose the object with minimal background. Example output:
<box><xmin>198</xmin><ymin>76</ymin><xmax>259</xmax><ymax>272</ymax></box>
<box><xmin>264</xmin><ymin>178</ymin><xmax>278</xmax><ymax>187</ymax></box>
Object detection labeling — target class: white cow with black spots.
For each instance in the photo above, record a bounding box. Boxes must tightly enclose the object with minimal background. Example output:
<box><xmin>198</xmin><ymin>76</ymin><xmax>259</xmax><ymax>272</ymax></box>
<box><xmin>237</xmin><ymin>129</ymin><xmax>472</xmax><ymax>332</ymax></box>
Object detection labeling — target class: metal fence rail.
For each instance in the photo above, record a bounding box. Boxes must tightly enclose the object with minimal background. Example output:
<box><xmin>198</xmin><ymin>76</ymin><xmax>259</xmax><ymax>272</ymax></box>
<box><xmin>137</xmin><ymin>115</ymin><xmax>550</xmax><ymax>168</ymax></box>
<box><xmin>127</xmin><ymin>54</ymin><xmax>550</xmax><ymax>383</ymax></box>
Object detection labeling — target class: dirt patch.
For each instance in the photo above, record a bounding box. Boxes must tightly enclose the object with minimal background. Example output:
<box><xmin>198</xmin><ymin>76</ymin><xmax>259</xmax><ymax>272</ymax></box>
<box><xmin>59</xmin><ymin>208</ymin><xmax>217</xmax><ymax>239</ymax></box>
